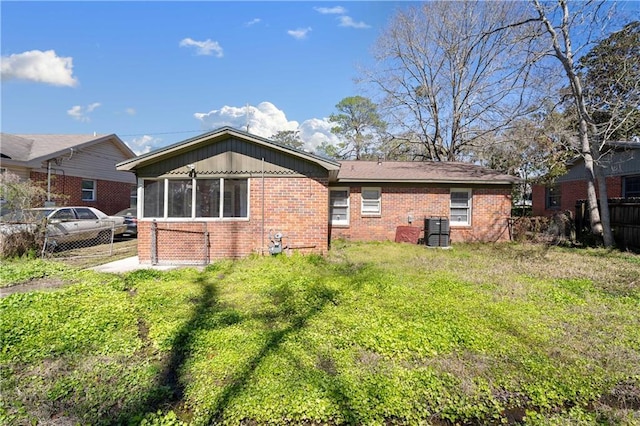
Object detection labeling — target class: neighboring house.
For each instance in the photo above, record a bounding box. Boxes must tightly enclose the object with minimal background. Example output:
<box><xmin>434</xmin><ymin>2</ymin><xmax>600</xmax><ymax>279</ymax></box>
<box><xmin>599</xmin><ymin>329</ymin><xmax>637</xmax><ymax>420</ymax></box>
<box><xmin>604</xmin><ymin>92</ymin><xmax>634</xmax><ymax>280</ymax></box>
<box><xmin>532</xmin><ymin>142</ymin><xmax>640</xmax><ymax>216</ymax></box>
<box><xmin>0</xmin><ymin>133</ymin><xmax>136</xmax><ymax>214</ymax></box>
<box><xmin>117</xmin><ymin>127</ymin><xmax>518</xmax><ymax>264</ymax></box>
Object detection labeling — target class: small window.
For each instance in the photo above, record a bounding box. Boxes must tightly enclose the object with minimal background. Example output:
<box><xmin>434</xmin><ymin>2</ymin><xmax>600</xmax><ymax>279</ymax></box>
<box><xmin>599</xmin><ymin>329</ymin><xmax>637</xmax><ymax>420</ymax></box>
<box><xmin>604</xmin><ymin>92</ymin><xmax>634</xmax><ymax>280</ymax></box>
<box><xmin>624</xmin><ymin>175</ymin><xmax>640</xmax><ymax>198</ymax></box>
<box><xmin>361</xmin><ymin>187</ymin><xmax>381</xmax><ymax>216</ymax></box>
<box><xmin>545</xmin><ymin>184</ymin><xmax>561</xmax><ymax>209</ymax></box>
<box><xmin>330</xmin><ymin>188</ymin><xmax>350</xmax><ymax>226</ymax></box>
<box><xmin>450</xmin><ymin>189</ymin><xmax>472</xmax><ymax>226</ymax></box>
<box><xmin>82</xmin><ymin>180</ymin><xmax>96</xmax><ymax>201</ymax></box>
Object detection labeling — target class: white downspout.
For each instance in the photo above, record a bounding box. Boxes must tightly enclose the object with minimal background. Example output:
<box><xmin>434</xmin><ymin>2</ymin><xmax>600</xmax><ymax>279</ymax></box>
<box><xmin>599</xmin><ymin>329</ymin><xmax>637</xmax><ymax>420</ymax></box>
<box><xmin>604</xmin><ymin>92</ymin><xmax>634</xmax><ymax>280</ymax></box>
<box><xmin>262</xmin><ymin>157</ymin><xmax>265</xmax><ymax>255</ymax></box>
<box><xmin>47</xmin><ymin>160</ymin><xmax>52</xmax><ymax>203</ymax></box>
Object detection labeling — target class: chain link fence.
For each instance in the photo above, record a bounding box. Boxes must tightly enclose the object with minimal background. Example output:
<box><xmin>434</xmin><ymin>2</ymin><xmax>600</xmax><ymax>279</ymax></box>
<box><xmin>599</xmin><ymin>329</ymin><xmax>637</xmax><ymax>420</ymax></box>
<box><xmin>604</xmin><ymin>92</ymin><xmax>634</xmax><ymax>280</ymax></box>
<box><xmin>41</xmin><ymin>220</ymin><xmax>123</xmax><ymax>259</ymax></box>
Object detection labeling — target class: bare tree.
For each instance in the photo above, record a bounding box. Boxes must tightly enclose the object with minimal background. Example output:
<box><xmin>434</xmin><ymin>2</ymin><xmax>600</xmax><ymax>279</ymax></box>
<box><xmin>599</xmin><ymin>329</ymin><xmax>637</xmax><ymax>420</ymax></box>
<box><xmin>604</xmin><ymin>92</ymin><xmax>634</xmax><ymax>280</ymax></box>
<box><xmin>529</xmin><ymin>0</ymin><xmax>619</xmax><ymax>247</ymax></box>
<box><xmin>363</xmin><ymin>1</ymin><xmax>542</xmax><ymax>161</ymax></box>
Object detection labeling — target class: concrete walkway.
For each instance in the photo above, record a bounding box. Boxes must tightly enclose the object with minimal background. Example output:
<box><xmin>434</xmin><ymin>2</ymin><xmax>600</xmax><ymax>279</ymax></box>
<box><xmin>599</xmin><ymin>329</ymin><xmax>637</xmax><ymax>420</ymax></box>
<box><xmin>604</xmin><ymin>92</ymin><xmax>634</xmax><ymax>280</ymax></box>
<box><xmin>1</xmin><ymin>257</ymin><xmax>179</xmax><ymax>298</ymax></box>
<box><xmin>90</xmin><ymin>256</ymin><xmax>178</xmax><ymax>273</ymax></box>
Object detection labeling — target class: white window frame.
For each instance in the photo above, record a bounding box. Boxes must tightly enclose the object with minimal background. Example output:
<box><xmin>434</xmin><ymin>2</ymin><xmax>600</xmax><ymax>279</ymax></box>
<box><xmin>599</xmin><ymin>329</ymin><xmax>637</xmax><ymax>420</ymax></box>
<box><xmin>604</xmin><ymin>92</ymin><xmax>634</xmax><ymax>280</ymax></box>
<box><xmin>361</xmin><ymin>187</ymin><xmax>381</xmax><ymax>216</ymax></box>
<box><xmin>450</xmin><ymin>188</ymin><xmax>472</xmax><ymax>226</ymax></box>
<box><xmin>81</xmin><ymin>179</ymin><xmax>96</xmax><ymax>201</ymax></box>
<box><xmin>139</xmin><ymin>177</ymin><xmax>250</xmax><ymax>221</ymax></box>
<box><xmin>329</xmin><ymin>187</ymin><xmax>350</xmax><ymax>226</ymax></box>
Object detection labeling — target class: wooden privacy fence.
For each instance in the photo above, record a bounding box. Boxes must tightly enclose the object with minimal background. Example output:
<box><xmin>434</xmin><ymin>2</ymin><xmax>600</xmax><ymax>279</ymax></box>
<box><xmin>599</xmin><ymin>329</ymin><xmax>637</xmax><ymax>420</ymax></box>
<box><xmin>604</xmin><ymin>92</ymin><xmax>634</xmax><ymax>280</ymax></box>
<box><xmin>576</xmin><ymin>198</ymin><xmax>640</xmax><ymax>251</ymax></box>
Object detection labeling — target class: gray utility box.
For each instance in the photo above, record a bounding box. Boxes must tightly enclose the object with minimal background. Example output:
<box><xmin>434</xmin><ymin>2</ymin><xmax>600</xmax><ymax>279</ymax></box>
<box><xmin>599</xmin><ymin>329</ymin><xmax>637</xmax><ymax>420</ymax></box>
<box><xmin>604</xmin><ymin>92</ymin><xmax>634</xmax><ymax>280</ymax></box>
<box><xmin>425</xmin><ymin>217</ymin><xmax>450</xmax><ymax>247</ymax></box>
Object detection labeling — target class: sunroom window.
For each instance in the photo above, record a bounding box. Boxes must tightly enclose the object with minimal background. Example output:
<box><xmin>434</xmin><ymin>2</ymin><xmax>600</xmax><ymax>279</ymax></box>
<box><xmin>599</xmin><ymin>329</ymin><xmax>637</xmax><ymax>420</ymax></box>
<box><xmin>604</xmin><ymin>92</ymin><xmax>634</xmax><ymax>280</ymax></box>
<box><xmin>142</xmin><ymin>178</ymin><xmax>248</xmax><ymax>219</ymax></box>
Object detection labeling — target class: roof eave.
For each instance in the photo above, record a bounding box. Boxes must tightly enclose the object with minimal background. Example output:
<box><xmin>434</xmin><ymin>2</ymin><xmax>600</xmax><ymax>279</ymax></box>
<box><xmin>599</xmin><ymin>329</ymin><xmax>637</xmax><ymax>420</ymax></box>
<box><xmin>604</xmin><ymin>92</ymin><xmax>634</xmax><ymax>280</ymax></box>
<box><xmin>335</xmin><ymin>178</ymin><xmax>518</xmax><ymax>185</ymax></box>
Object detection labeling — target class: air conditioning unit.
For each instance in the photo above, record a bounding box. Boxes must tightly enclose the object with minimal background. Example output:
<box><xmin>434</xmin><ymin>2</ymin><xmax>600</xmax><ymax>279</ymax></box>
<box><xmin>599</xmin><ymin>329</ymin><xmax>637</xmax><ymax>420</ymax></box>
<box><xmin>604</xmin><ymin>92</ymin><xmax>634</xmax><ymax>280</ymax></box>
<box><xmin>425</xmin><ymin>217</ymin><xmax>450</xmax><ymax>247</ymax></box>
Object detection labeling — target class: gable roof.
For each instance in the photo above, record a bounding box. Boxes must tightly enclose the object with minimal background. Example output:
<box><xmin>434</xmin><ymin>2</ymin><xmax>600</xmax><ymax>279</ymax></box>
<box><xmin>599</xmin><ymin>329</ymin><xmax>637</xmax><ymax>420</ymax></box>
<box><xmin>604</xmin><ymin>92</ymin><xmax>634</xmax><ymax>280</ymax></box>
<box><xmin>337</xmin><ymin>161</ymin><xmax>519</xmax><ymax>185</ymax></box>
<box><xmin>559</xmin><ymin>141</ymin><xmax>640</xmax><ymax>182</ymax></box>
<box><xmin>116</xmin><ymin>126</ymin><xmax>341</xmax><ymax>172</ymax></box>
<box><xmin>0</xmin><ymin>133</ymin><xmax>135</xmax><ymax>166</ymax></box>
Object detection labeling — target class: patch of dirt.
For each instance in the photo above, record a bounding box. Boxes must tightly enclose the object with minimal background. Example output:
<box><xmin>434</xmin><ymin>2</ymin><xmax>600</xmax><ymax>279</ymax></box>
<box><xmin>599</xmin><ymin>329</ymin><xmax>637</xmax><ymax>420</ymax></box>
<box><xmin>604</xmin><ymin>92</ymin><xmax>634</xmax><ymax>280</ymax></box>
<box><xmin>0</xmin><ymin>277</ymin><xmax>70</xmax><ymax>298</ymax></box>
<box><xmin>1</xmin><ymin>239</ymin><xmax>138</xmax><ymax>298</ymax></box>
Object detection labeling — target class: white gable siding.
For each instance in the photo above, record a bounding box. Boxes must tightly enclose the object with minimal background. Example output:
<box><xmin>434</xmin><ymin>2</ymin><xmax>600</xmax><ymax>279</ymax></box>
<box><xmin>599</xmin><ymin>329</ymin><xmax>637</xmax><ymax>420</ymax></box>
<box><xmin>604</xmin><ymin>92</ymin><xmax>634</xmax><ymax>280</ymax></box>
<box><xmin>33</xmin><ymin>142</ymin><xmax>135</xmax><ymax>184</ymax></box>
<box><xmin>1</xmin><ymin>166</ymin><xmax>30</xmax><ymax>181</ymax></box>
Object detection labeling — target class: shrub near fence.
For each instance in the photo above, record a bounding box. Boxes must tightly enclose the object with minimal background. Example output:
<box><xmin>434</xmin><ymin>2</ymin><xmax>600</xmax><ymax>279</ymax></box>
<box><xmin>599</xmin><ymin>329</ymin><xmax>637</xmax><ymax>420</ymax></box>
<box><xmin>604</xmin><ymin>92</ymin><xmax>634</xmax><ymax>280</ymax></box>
<box><xmin>576</xmin><ymin>198</ymin><xmax>640</xmax><ymax>251</ymax></box>
<box><xmin>0</xmin><ymin>226</ymin><xmax>45</xmax><ymax>258</ymax></box>
<box><xmin>510</xmin><ymin>212</ymin><xmax>574</xmax><ymax>245</ymax></box>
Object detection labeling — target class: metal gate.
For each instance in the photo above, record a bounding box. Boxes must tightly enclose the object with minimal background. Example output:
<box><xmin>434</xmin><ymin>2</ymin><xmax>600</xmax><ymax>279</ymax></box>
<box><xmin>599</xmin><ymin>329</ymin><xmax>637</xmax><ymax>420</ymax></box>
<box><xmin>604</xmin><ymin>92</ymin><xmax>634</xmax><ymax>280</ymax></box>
<box><xmin>150</xmin><ymin>221</ymin><xmax>210</xmax><ymax>265</ymax></box>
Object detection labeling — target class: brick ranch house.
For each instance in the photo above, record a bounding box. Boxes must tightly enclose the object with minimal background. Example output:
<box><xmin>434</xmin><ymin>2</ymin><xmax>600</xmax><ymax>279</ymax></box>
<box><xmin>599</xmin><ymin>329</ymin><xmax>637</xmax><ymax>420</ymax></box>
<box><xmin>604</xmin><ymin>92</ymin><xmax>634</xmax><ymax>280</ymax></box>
<box><xmin>532</xmin><ymin>141</ymin><xmax>640</xmax><ymax>216</ymax></box>
<box><xmin>0</xmin><ymin>133</ymin><xmax>136</xmax><ymax>214</ymax></box>
<box><xmin>116</xmin><ymin>127</ymin><xmax>518</xmax><ymax>264</ymax></box>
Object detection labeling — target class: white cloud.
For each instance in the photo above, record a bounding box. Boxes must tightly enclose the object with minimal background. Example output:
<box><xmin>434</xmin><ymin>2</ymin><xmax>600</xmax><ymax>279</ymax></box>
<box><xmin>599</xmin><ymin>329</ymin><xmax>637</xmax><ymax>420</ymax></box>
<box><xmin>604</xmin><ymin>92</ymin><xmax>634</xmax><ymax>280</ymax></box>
<box><xmin>194</xmin><ymin>101</ymin><xmax>339</xmax><ymax>152</ymax></box>
<box><xmin>338</xmin><ymin>16</ymin><xmax>371</xmax><ymax>29</ymax></box>
<box><xmin>287</xmin><ymin>27</ymin><xmax>312</xmax><ymax>40</ymax></box>
<box><xmin>125</xmin><ymin>107</ymin><xmax>136</xmax><ymax>116</ymax></box>
<box><xmin>67</xmin><ymin>102</ymin><xmax>101</xmax><ymax>122</ymax></box>
<box><xmin>194</xmin><ymin>102</ymin><xmax>298</xmax><ymax>138</ymax></box>
<box><xmin>179</xmin><ymin>38</ymin><xmax>224</xmax><ymax>57</ymax></box>
<box><xmin>299</xmin><ymin>118</ymin><xmax>341</xmax><ymax>151</ymax></box>
<box><xmin>314</xmin><ymin>6</ymin><xmax>347</xmax><ymax>14</ymax></box>
<box><xmin>126</xmin><ymin>135</ymin><xmax>164</xmax><ymax>155</ymax></box>
<box><xmin>1</xmin><ymin>49</ymin><xmax>78</xmax><ymax>87</ymax></box>
<box><xmin>245</xmin><ymin>18</ymin><xmax>261</xmax><ymax>27</ymax></box>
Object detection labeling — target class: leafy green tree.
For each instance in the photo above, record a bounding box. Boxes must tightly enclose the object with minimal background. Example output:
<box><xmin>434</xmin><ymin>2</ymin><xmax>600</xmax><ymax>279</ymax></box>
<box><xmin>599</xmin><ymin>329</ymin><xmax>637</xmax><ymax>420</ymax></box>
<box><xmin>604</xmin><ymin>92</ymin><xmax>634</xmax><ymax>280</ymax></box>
<box><xmin>270</xmin><ymin>130</ymin><xmax>304</xmax><ymax>150</ymax></box>
<box><xmin>476</xmin><ymin>110</ymin><xmax>575</xmax><ymax>212</ymax></box>
<box><xmin>328</xmin><ymin>96</ymin><xmax>387</xmax><ymax>160</ymax></box>
<box><xmin>579</xmin><ymin>21</ymin><xmax>640</xmax><ymax>142</ymax></box>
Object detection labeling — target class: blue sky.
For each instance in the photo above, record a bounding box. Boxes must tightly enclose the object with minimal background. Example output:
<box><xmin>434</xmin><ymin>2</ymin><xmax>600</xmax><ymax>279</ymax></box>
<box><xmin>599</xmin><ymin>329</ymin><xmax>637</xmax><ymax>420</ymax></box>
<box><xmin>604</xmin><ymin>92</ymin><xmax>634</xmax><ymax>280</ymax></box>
<box><xmin>1</xmin><ymin>1</ymin><xmax>406</xmax><ymax>154</ymax></box>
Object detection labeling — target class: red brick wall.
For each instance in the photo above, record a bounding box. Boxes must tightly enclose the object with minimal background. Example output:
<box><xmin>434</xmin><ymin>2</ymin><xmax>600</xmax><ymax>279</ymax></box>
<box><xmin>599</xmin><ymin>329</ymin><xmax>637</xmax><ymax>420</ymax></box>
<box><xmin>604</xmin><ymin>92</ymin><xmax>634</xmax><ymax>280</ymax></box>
<box><xmin>137</xmin><ymin>176</ymin><xmax>329</xmax><ymax>263</ymax></box>
<box><xmin>30</xmin><ymin>171</ymin><xmax>132</xmax><ymax>214</ymax></box>
<box><xmin>532</xmin><ymin>176</ymin><xmax>622</xmax><ymax>216</ymax></box>
<box><xmin>329</xmin><ymin>185</ymin><xmax>513</xmax><ymax>244</ymax></box>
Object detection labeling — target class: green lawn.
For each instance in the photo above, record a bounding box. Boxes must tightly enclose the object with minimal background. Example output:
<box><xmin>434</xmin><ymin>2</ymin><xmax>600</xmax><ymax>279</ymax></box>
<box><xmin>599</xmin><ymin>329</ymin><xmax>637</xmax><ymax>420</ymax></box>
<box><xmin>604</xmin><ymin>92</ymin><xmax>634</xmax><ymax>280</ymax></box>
<box><xmin>1</xmin><ymin>242</ymin><xmax>639</xmax><ymax>425</ymax></box>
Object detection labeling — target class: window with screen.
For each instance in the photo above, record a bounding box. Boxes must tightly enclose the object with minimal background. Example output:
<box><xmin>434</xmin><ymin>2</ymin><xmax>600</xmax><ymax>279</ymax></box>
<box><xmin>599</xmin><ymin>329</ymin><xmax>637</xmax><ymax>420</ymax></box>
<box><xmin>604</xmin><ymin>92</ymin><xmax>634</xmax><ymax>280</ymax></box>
<box><xmin>450</xmin><ymin>189</ymin><xmax>472</xmax><ymax>226</ymax></box>
<box><xmin>330</xmin><ymin>188</ymin><xmax>350</xmax><ymax>225</ymax></box>
<box><xmin>81</xmin><ymin>180</ymin><xmax>96</xmax><ymax>201</ymax></box>
<box><xmin>361</xmin><ymin>187</ymin><xmax>381</xmax><ymax>216</ymax></box>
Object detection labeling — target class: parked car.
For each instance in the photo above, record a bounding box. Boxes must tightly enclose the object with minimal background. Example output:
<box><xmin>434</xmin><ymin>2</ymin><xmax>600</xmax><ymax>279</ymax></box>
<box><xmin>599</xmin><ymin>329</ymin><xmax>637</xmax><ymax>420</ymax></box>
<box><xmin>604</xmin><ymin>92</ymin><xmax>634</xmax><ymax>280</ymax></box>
<box><xmin>0</xmin><ymin>206</ymin><xmax>127</xmax><ymax>245</ymax></box>
<box><xmin>114</xmin><ymin>207</ymin><xmax>137</xmax><ymax>237</ymax></box>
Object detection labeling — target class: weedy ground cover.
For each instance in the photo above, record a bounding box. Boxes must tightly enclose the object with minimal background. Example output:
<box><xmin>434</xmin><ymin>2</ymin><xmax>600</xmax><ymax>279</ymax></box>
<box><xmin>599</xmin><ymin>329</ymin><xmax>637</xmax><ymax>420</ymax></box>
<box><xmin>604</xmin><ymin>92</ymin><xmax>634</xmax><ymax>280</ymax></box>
<box><xmin>1</xmin><ymin>242</ymin><xmax>639</xmax><ymax>425</ymax></box>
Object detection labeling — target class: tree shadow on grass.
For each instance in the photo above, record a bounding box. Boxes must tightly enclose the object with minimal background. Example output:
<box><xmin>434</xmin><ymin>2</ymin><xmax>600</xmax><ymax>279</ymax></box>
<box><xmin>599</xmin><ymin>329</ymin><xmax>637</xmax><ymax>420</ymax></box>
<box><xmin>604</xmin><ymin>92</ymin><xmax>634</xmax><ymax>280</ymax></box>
<box><xmin>119</xmin><ymin>259</ymin><xmax>381</xmax><ymax>424</ymax></box>
<box><xmin>205</xmin><ymin>279</ymin><xmax>347</xmax><ymax>424</ymax></box>
<box><xmin>114</xmin><ymin>270</ymin><xmax>228</xmax><ymax>423</ymax></box>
